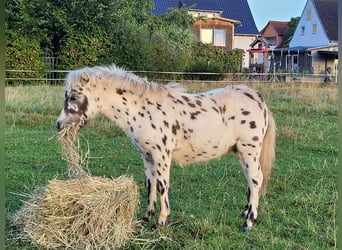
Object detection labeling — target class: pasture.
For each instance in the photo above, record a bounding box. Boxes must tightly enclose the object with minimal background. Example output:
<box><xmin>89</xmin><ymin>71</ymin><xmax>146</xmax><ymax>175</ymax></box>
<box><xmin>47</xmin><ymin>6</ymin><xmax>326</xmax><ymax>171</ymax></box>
<box><xmin>5</xmin><ymin>82</ymin><xmax>337</xmax><ymax>249</ymax></box>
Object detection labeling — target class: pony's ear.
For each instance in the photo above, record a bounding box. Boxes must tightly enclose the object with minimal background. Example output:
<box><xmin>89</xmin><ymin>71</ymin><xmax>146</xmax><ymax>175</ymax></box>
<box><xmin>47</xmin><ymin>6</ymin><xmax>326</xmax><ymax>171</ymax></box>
<box><xmin>80</xmin><ymin>71</ymin><xmax>90</xmax><ymax>83</ymax></box>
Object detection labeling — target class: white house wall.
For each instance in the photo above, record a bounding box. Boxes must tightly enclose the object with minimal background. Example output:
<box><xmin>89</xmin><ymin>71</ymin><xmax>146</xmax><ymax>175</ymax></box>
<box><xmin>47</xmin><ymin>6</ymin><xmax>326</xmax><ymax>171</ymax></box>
<box><xmin>233</xmin><ymin>35</ymin><xmax>256</xmax><ymax>69</ymax></box>
<box><xmin>289</xmin><ymin>0</ymin><xmax>329</xmax><ymax>47</ymax></box>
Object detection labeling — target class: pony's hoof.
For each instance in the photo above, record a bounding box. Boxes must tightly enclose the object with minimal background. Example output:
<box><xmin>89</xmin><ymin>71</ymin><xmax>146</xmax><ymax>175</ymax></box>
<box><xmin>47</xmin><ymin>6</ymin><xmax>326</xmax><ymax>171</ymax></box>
<box><xmin>142</xmin><ymin>216</ymin><xmax>151</xmax><ymax>223</ymax></box>
<box><xmin>157</xmin><ymin>219</ymin><xmax>168</xmax><ymax>228</ymax></box>
<box><xmin>241</xmin><ymin>226</ymin><xmax>252</xmax><ymax>232</ymax></box>
<box><xmin>241</xmin><ymin>222</ymin><xmax>253</xmax><ymax>232</ymax></box>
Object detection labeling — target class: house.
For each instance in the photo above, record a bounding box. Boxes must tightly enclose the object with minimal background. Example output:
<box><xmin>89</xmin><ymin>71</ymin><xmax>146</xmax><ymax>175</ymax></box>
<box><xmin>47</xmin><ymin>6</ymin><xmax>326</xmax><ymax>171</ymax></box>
<box><xmin>152</xmin><ymin>0</ymin><xmax>259</xmax><ymax>69</ymax></box>
<box><xmin>247</xmin><ymin>36</ymin><xmax>270</xmax><ymax>73</ymax></box>
<box><xmin>260</xmin><ymin>21</ymin><xmax>289</xmax><ymax>49</ymax></box>
<box><xmin>289</xmin><ymin>0</ymin><xmax>337</xmax><ymax>48</ymax></box>
<box><xmin>270</xmin><ymin>0</ymin><xmax>338</xmax><ymax>77</ymax></box>
<box><xmin>247</xmin><ymin>21</ymin><xmax>290</xmax><ymax>73</ymax></box>
<box><xmin>188</xmin><ymin>9</ymin><xmax>241</xmax><ymax>52</ymax></box>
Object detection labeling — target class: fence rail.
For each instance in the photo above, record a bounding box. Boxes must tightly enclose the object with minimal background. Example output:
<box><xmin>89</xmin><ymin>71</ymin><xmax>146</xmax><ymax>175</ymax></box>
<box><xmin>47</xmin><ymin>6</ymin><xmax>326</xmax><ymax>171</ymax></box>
<box><xmin>5</xmin><ymin>69</ymin><xmax>337</xmax><ymax>85</ymax></box>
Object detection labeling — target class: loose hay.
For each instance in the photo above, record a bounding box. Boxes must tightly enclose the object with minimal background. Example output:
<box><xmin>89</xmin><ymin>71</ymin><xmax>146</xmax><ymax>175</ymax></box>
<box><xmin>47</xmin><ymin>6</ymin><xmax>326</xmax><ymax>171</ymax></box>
<box><xmin>56</xmin><ymin>123</ymin><xmax>88</xmax><ymax>178</ymax></box>
<box><xmin>13</xmin><ymin>175</ymin><xmax>139</xmax><ymax>249</ymax></box>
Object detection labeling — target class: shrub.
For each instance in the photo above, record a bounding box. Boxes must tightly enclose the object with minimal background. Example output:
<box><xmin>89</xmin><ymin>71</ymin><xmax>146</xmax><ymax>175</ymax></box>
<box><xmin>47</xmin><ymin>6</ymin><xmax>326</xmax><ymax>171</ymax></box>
<box><xmin>184</xmin><ymin>59</ymin><xmax>224</xmax><ymax>80</ymax></box>
<box><xmin>5</xmin><ymin>34</ymin><xmax>46</xmax><ymax>86</ymax></box>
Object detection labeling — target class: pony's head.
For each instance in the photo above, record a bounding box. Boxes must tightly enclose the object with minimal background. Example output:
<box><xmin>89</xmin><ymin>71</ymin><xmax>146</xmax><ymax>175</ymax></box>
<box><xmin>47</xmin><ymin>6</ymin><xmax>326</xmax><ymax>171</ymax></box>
<box><xmin>56</xmin><ymin>68</ymin><xmax>99</xmax><ymax>131</ymax></box>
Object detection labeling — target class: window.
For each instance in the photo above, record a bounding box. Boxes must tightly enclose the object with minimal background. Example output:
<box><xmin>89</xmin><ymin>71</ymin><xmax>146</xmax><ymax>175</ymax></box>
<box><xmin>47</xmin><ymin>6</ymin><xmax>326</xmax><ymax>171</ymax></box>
<box><xmin>312</xmin><ymin>23</ymin><xmax>317</xmax><ymax>34</ymax></box>
<box><xmin>200</xmin><ymin>29</ymin><xmax>213</xmax><ymax>44</ymax></box>
<box><xmin>200</xmin><ymin>29</ymin><xmax>226</xmax><ymax>46</ymax></box>
<box><xmin>266</xmin><ymin>37</ymin><xmax>276</xmax><ymax>47</ymax></box>
<box><xmin>213</xmin><ymin>29</ymin><xmax>226</xmax><ymax>46</ymax></box>
<box><xmin>306</xmin><ymin>9</ymin><xmax>312</xmax><ymax>20</ymax></box>
<box><xmin>300</xmin><ymin>26</ymin><xmax>305</xmax><ymax>35</ymax></box>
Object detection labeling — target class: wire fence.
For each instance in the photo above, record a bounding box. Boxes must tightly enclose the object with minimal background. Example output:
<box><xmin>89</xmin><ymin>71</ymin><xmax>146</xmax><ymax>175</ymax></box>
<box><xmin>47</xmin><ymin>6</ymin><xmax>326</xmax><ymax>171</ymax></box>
<box><xmin>5</xmin><ymin>69</ymin><xmax>337</xmax><ymax>86</ymax></box>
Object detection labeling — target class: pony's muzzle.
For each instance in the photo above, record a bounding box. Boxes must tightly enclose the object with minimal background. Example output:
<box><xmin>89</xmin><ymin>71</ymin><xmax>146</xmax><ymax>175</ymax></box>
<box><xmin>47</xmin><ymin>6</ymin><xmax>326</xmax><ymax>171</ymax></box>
<box><xmin>56</xmin><ymin>110</ymin><xmax>75</xmax><ymax>131</ymax></box>
<box><xmin>56</xmin><ymin>121</ymin><xmax>63</xmax><ymax>131</ymax></box>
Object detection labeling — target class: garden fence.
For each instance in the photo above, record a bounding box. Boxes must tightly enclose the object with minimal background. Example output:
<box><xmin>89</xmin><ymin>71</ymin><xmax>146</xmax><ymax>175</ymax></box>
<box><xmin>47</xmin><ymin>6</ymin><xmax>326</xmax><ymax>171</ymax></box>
<box><xmin>5</xmin><ymin>69</ymin><xmax>337</xmax><ymax>86</ymax></box>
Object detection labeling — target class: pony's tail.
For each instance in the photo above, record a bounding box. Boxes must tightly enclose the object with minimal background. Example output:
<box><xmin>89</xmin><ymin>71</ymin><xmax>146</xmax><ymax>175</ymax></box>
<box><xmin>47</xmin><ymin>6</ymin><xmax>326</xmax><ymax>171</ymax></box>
<box><xmin>260</xmin><ymin>110</ymin><xmax>276</xmax><ymax>195</ymax></box>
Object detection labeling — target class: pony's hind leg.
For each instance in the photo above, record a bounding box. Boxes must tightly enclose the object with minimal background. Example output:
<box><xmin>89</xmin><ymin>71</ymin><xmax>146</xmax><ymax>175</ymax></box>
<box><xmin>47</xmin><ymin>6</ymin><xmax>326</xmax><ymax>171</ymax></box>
<box><xmin>234</xmin><ymin>142</ymin><xmax>263</xmax><ymax>232</ymax></box>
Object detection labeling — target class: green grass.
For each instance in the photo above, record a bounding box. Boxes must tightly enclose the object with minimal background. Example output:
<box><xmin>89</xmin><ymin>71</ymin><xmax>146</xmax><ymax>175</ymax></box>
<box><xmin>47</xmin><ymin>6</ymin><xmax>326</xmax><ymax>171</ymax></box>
<box><xmin>5</xmin><ymin>83</ymin><xmax>337</xmax><ymax>249</ymax></box>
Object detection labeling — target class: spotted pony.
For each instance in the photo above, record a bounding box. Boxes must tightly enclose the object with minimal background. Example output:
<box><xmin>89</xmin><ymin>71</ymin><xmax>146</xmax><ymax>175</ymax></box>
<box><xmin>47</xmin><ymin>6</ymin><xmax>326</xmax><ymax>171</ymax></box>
<box><xmin>56</xmin><ymin>65</ymin><xmax>276</xmax><ymax>231</ymax></box>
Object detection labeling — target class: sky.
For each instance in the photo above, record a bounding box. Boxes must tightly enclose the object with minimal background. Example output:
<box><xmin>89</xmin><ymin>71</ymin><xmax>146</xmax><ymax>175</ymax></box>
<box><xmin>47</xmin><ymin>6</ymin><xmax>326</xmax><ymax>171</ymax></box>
<box><xmin>247</xmin><ymin>0</ymin><xmax>307</xmax><ymax>31</ymax></box>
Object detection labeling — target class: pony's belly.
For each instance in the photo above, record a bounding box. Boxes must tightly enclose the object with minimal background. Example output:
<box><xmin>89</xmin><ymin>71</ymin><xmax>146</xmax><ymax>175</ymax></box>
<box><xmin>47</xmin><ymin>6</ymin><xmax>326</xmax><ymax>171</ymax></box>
<box><xmin>172</xmin><ymin>141</ymin><xmax>234</xmax><ymax>165</ymax></box>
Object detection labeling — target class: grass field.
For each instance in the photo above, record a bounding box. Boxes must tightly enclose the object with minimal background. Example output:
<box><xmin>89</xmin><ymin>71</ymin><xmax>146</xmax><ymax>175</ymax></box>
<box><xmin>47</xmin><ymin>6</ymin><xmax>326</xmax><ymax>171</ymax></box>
<box><xmin>5</xmin><ymin>82</ymin><xmax>338</xmax><ymax>249</ymax></box>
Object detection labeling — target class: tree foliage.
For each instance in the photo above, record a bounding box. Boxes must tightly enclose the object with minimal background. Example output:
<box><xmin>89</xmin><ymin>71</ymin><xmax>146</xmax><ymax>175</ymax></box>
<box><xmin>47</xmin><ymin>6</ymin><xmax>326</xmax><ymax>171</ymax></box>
<box><xmin>6</xmin><ymin>0</ymin><xmax>244</xmax><ymax>85</ymax></box>
<box><xmin>283</xmin><ymin>17</ymin><xmax>300</xmax><ymax>47</ymax></box>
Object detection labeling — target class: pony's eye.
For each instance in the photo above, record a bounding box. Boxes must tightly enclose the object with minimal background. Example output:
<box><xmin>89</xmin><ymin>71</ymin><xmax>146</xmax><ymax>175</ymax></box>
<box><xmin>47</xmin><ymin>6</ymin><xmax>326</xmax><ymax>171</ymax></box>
<box><xmin>69</xmin><ymin>96</ymin><xmax>77</xmax><ymax>102</ymax></box>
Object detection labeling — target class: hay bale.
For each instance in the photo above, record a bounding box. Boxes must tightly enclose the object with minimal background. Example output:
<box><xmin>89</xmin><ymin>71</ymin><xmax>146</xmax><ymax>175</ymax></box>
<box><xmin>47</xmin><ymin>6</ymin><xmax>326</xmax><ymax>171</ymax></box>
<box><xmin>13</xmin><ymin>175</ymin><xmax>139</xmax><ymax>249</ymax></box>
<box><xmin>12</xmin><ymin>124</ymin><xmax>140</xmax><ymax>249</ymax></box>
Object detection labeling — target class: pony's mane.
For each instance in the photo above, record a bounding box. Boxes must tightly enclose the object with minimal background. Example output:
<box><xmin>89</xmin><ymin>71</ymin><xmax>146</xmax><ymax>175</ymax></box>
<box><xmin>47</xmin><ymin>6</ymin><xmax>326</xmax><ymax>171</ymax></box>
<box><xmin>79</xmin><ymin>65</ymin><xmax>187</xmax><ymax>95</ymax></box>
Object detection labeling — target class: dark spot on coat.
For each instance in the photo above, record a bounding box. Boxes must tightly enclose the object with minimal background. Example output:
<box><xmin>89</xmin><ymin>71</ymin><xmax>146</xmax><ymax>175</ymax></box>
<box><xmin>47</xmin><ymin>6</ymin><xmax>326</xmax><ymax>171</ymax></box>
<box><xmin>212</xmin><ymin>107</ymin><xmax>219</xmax><ymax>113</ymax></box>
<box><xmin>190</xmin><ymin>111</ymin><xmax>201</xmax><ymax>119</ymax></box>
<box><xmin>242</xmin><ymin>111</ymin><xmax>250</xmax><ymax>115</ymax></box>
<box><xmin>244</xmin><ymin>92</ymin><xmax>255</xmax><ymax>100</ymax></box>
<box><xmin>116</xmin><ymin>88</ymin><xmax>126</xmax><ymax>95</ymax></box>
<box><xmin>176</xmin><ymin>99</ymin><xmax>184</xmax><ymax>105</ymax></box>
<box><xmin>172</xmin><ymin>120</ymin><xmax>180</xmax><ymax>135</ymax></box>
<box><xmin>162</xmin><ymin>135</ymin><xmax>167</xmax><ymax>145</ymax></box>
<box><xmin>188</xmin><ymin>102</ymin><xmax>196</xmax><ymax>108</ymax></box>
<box><xmin>157</xmin><ymin>180</ymin><xmax>165</xmax><ymax>195</ymax></box>
<box><xmin>250</xmin><ymin>121</ymin><xmax>256</xmax><ymax>129</ymax></box>
<box><xmin>252</xmin><ymin>179</ymin><xmax>259</xmax><ymax>186</ymax></box>
<box><xmin>181</xmin><ymin>96</ymin><xmax>190</xmax><ymax>102</ymax></box>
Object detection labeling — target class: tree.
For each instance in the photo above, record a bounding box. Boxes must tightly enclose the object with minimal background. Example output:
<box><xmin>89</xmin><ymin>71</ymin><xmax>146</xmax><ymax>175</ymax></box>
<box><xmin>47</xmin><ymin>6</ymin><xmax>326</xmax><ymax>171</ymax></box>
<box><xmin>6</xmin><ymin>0</ymin><xmax>154</xmax><ymax>70</ymax></box>
<box><xmin>6</xmin><ymin>0</ymin><xmax>245</xmax><ymax>83</ymax></box>
<box><xmin>283</xmin><ymin>17</ymin><xmax>300</xmax><ymax>47</ymax></box>
<box><xmin>5</xmin><ymin>0</ymin><xmax>46</xmax><ymax>85</ymax></box>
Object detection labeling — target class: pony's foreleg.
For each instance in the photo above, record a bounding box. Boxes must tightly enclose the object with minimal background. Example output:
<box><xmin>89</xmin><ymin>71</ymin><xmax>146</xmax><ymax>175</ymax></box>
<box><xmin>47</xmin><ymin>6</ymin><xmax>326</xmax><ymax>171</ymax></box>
<box><xmin>143</xmin><ymin>161</ymin><xmax>157</xmax><ymax>223</ymax></box>
<box><xmin>234</xmin><ymin>145</ymin><xmax>263</xmax><ymax>232</ymax></box>
<box><xmin>156</xmin><ymin>165</ymin><xmax>170</xmax><ymax>227</ymax></box>
<box><xmin>142</xmin><ymin>157</ymin><xmax>171</xmax><ymax>227</ymax></box>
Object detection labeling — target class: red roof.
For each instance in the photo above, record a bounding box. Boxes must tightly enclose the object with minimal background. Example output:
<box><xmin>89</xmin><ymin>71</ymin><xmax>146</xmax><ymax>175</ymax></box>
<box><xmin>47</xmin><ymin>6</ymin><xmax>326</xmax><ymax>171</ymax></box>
<box><xmin>246</xmin><ymin>48</ymin><xmax>269</xmax><ymax>53</ymax></box>
<box><xmin>260</xmin><ymin>21</ymin><xmax>289</xmax><ymax>35</ymax></box>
